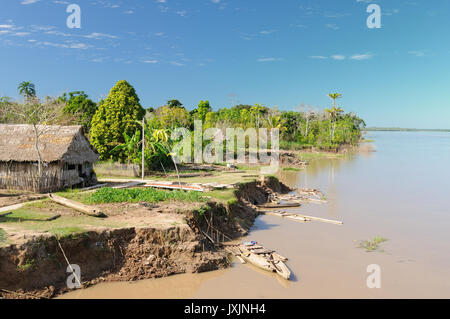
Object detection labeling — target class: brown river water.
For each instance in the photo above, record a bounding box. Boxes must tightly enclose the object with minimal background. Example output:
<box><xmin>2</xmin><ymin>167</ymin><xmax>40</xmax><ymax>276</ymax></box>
<box><xmin>61</xmin><ymin>131</ymin><xmax>450</xmax><ymax>299</ymax></box>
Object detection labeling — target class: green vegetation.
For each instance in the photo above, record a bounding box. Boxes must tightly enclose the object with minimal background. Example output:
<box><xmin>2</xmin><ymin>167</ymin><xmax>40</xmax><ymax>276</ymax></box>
<box><xmin>282</xmin><ymin>167</ymin><xmax>303</xmax><ymax>172</ymax></box>
<box><xmin>60</xmin><ymin>91</ymin><xmax>98</xmax><ymax>133</ymax></box>
<box><xmin>1</xmin><ymin>203</ymin><xmax>124</xmax><ymax>236</ymax></box>
<box><xmin>296</xmin><ymin>151</ymin><xmax>344</xmax><ymax>161</ymax></box>
<box><xmin>357</xmin><ymin>237</ymin><xmax>388</xmax><ymax>252</ymax></box>
<box><xmin>84</xmin><ymin>187</ymin><xmax>205</xmax><ymax>204</ymax></box>
<box><xmin>0</xmin><ymin>228</ymin><xmax>7</xmax><ymax>245</ymax></box>
<box><xmin>90</xmin><ymin>80</ymin><xmax>146</xmax><ymax>161</ymax></box>
<box><xmin>205</xmin><ymin>189</ymin><xmax>236</xmax><ymax>203</ymax></box>
<box><xmin>1</xmin><ymin>81</ymin><xmax>365</xmax><ymax>174</ymax></box>
<box><xmin>17</xmin><ymin>258</ymin><xmax>35</xmax><ymax>271</ymax></box>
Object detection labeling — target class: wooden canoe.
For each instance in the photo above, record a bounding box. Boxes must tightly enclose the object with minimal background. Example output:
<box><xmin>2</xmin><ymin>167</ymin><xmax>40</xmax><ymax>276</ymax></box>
<box><xmin>236</xmin><ymin>244</ymin><xmax>291</xmax><ymax>280</ymax></box>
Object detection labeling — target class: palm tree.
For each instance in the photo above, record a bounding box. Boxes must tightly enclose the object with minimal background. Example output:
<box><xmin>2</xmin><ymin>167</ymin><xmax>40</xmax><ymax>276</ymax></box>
<box><xmin>18</xmin><ymin>81</ymin><xmax>36</xmax><ymax>99</ymax></box>
<box><xmin>325</xmin><ymin>106</ymin><xmax>344</xmax><ymax>144</ymax></box>
<box><xmin>328</xmin><ymin>93</ymin><xmax>342</xmax><ymax>108</ymax></box>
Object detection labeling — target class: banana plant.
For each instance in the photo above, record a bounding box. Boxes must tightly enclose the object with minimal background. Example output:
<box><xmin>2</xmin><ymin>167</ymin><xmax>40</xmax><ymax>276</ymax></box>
<box><xmin>111</xmin><ymin>130</ymin><xmax>141</xmax><ymax>164</ymax></box>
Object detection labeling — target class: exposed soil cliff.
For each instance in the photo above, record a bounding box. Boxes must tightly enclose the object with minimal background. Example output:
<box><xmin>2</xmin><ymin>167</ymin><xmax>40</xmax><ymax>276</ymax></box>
<box><xmin>0</xmin><ymin>177</ymin><xmax>290</xmax><ymax>299</ymax></box>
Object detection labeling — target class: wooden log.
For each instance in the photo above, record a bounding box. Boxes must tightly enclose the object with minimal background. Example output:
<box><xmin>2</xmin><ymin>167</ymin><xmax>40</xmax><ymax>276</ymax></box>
<box><xmin>257</xmin><ymin>202</ymin><xmax>301</xmax><ymax>209</ymax></box>
<box><xmin>291</xmin><ymin>213</ymin><xmax>343</xmax><ymax>225</ymax></box>
<box><xmin>235</xmin><ymin>255</ymin><xmax>246</xmax><ymax>264</ymax></box>
<box><xmin>48</xmin><ymin>194</ymin><xmax>106</xmax><ymax>218</ymax></box>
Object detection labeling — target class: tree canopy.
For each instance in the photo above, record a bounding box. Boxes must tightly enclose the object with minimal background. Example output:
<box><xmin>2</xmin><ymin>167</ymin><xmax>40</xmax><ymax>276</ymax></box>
<box><xmin>90</xmin><ymin>80</ymin><xmax>145</xmax><ymax>160</ymax></box>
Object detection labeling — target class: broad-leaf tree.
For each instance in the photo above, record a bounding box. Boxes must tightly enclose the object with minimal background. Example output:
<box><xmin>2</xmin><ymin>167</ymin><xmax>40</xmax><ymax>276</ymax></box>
<box><xmin>90</xmin><ymin>80</ymin><xmax>145</xmax><ymax>161</ymax></box>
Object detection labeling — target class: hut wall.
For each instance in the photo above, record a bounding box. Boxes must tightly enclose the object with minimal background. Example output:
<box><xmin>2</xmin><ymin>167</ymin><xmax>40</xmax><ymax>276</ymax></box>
<box><xmin>0</xmin><ymin>161</ymin><xmax>63</xmax><ymax>193</ymax></box>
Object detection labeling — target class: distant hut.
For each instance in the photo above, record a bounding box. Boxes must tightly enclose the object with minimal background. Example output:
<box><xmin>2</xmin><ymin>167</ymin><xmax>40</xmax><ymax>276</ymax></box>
<box><xmin>0</xmin><ymin>124</ymin><xmax>99</xmax><ymax>193</ymax></box>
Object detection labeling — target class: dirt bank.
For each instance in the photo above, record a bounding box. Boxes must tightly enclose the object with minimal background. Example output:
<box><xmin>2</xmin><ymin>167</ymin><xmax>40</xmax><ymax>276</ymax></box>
<box><xmin>0</xmin><ymin>177</ymin><xmax>290</xmax><ymax>299</ymax></box>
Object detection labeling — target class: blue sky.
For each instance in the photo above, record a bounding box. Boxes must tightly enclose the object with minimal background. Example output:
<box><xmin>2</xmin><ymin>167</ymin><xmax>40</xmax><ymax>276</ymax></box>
<box><xmin>0</xmin><ymin>0</ymin><xmax>449</xmax><ymax>128</ymax></box>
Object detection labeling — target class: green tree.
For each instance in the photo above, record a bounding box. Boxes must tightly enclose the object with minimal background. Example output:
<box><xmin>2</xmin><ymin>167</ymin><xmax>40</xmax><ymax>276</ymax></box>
<box><xmin>325</xmin><ymin>106</ymin><xmax>344</xmax><ymax>144</ymax></box>
<box><xmin>328</xmin><ymin>93</ymin><xmax>342</xmax><ymax>108</ymax></box>
<box><xmin>111</xmin><ymin>130</ymin><xmax>141</xmax><ymax>164</ymax></box>
<box><xmin>196</xmin><ymin>100</ymin><xmax>212</xmax><ymax>123</ymax></box>
<box><xmin>18</xmin><ymin>81</ymin><xmax>36</xmax><ymax>99</ymax></box>
<box><xmin>90</xmin><ymin>80</ymin><xmax>145</xmax><ymax>160</ymax></box>
<box><xmin>167</xmin><ymin>99</ymin><xmax>183</xmax><ymax>108</ymax></box>
<box><xmin>61</xmin><ymin>91</ymin><xmax>98</xmax><ymax>133</ymax></box>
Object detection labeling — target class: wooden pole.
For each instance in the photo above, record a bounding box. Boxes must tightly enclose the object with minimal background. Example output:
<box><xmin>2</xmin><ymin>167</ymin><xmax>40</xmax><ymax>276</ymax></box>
<box><xmin>142</xmin><ymin>118</ymin><xmax>145</xmax><ymax>181</ymax></box>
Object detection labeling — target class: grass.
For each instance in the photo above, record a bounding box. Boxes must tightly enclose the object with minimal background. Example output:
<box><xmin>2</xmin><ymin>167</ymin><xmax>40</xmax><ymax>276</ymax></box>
<box><xmin>0</xmin><ymin>228</ymin><xmax>7</xmax><ymax>245</ymax></box>
<box><xmin>0</xmin><ymin>203</ymin><xmax>125</xmax><ymax>237</ymax></box>
<box><xmin>296</xmin><ymin>151</ymin><xmax>344</xmax><ymax>161</ymax></box>
<box><xmin>0</xmin><ymin>209</ymin><xmax>54</xmax><ymax>223</ymax></box>
<box><xmin>205</xmin><ymin>189</ymin><xmax>237</xmax><ymax>203</ymax></box>
<box><xmin>282</xmin><ymin>167</ymin><xmax>303</xmax><ymax>172</ymax></box>
<box><xmin>357</xmin><ymin>236</ymin><xmax>388</xmax><ymax>252</ymax></box>
<box><xmin>84</xmin><ymin>187</ymin><xmax>206</xmax><ymax>204</ymax></box>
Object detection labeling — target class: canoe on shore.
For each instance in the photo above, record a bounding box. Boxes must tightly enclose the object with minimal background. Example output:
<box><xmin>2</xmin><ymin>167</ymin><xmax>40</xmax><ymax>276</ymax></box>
<box><xmin>226</xmin><ymin>243</ymin><xmax>291</xmax><ymax>280</ymax></box>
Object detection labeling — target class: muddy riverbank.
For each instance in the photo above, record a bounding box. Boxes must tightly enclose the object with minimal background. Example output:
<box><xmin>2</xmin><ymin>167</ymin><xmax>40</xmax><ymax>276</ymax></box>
<box><xmin>0</xmin><ymin>177</ymin><xmax>290</xmax><ymax>299</ymax></box>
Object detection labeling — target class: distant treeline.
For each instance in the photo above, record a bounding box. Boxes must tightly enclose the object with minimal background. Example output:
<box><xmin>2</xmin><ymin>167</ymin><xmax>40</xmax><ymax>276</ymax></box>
<box><xmin>364</xmin><ymin>127</ymin><xmax>450</xmax><ymax>132</ymax></box>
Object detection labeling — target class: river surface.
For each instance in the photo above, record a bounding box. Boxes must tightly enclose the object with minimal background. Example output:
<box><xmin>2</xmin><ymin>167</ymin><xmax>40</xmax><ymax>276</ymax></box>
<box><xmin>61</xmin><ymin>131</ymin><xmax>450</xmax><ymax>299</ymax></box>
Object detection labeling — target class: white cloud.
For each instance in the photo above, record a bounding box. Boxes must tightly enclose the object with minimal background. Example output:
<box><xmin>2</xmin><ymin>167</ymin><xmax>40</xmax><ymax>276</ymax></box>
<box><xmin>143</xmin><ymin>60</ymin><xmax>159</xmax><ymax>64</ymax></box>
<box><xmin>257</xmin><ymin>57</ymin><xmax>282</xmax><ymax>62</ymax></box>
<box><xmin>260</xmin><ymin>30</ymin><xmax>275</xmax><ymax>35</ymax></box>
<box><xmin>325</xmin><ymin>24</ymin><xmax>339</xmax><ymax>30</ymax></box>
<box><xmin>170</xmin><ymin>61</ymin><xmax>185</xmax><ymax>66</ymax></box>
<box><xmin>21</xmin><ymin>0</ymin><xmax>40</xmax><ymax>4</ymax></box>
<box><xmin>331</xmin><ymin>55</ymin><xmax>346</xmax><ymax>60</ymax></box>
<box><xmin>176</xmin><ymin>11</ymin><xmax>187</xmax><ymax>16</ymax></box>
<box><xmin>12</xmin><ymin>32</ymin><xmax>31</xmax><ymax>37</ymax></box>
<box><xmin>123</xmin><ymin>10</ymin><xmax>134</xmax><ymax>14</ymax></box>
<box><xmin>310</xmin><ymin>55</ymin><xmax>328</xmax><ymax>59</ymax></box>
<box><xmin>0</xmin><ymin>25</ymin><xmax>14</xmax><ymax>29</ymax></box>
<box><xmin>350</xmin><ymin>53</ymin><xmax>373</xmax><ymax>60</ymax></box>
<box><xmin>409</xmin><ymin>50</ymin><xmax>425</xmax><ymax>57</ymax></box>
<box><xmin>84</xmin><ymin>32</ymin><xmax>118</xmax><ymax>39</ymax></box>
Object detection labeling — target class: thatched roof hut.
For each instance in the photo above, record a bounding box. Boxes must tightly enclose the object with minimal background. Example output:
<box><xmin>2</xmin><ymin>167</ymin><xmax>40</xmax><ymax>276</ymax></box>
<box><xmin>0</xmin><ymin>124</ymin><xmax>99</xmax><ymax>192</ymax></box>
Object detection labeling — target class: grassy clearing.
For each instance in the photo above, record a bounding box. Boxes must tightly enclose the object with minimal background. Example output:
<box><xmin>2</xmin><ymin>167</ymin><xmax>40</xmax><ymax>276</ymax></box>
<box><xmin>0</xmin><ymin>204</ymin><xmax>125</xmax><ymax>237</ymax></box>
<box><xmin>0</xmin><ymin>209</ymin><xmax>54</xmax><ymax>223</ymax></box>
<box><xmin>84</xmin><ymin>187</ymin><xmax>206</xmax><ymax>204</ymax></box>
<box><xmin>357</xmin><ymin>237</ymin><xmax>388</xmax><ymax>252</ymax></box>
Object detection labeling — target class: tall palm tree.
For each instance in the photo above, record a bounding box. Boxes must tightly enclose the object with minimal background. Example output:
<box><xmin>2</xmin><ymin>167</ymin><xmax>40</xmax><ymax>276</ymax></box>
<box><xmin>18</xmin><ymin>81</ymin><xmax>36</xmax><ymax>99</ymax></box>
<box><xmin>325</xmin><ymin>106</ymin><xmax>344</xmax><ymax>144</ymax></box>
<box><xmin>328</xmin><ymin>93</ymin><xmax>342</xmax><ymax>108</ymax></box>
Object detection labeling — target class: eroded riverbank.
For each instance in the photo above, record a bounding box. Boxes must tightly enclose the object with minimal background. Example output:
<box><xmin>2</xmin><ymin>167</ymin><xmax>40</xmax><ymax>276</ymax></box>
<box><xmin>0</xmin><ymin>177</ymin><xmax>290</xmax><ymax>299</ymax></box>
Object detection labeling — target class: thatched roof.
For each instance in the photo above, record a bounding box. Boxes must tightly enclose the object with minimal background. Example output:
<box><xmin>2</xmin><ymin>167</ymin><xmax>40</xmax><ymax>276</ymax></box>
<box><xmin>0</xmin><ymin>124</ymin><xmax>99</xmax><ymax>164</ymax></box>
